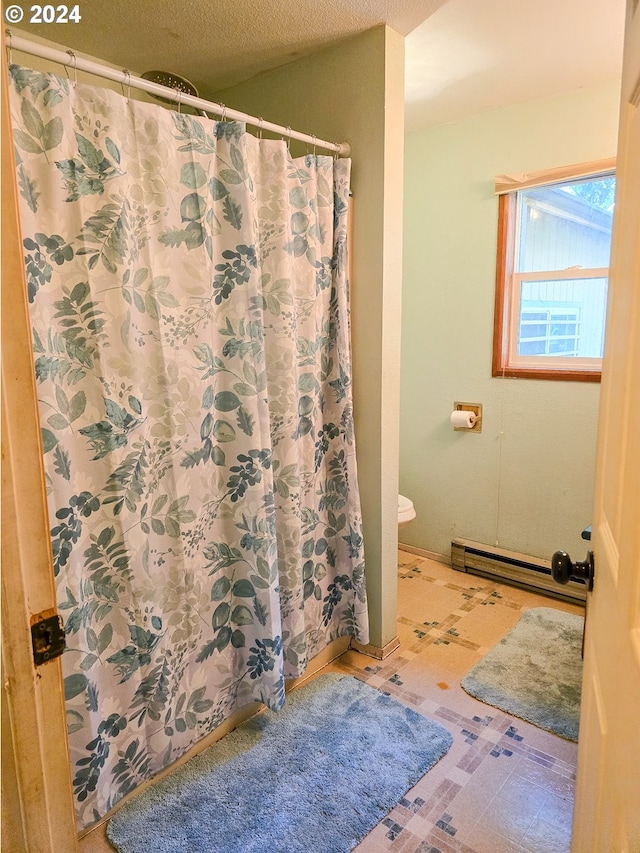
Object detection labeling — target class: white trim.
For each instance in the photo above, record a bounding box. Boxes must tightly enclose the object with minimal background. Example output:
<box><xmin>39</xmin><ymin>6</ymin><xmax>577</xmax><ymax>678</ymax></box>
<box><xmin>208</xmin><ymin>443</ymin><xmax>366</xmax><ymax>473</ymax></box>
<box><xmin>507</xmin><ymin>269</ymin><xmax>608</xmax><ymax>369</ymax></box>
<box><xmin>398</xmin><ymin>544</ymin><xmax>451</xmax><ymax>565</ymax></box>
<box><xmin>508</xmin><ymin>354</ymin><xmax>603</xmax><ymax>371</ymax></box>
<box><xmin>514</xmin><ymin>268</ymin><xmax>609</xmax><ymax>282</ymax></box>
<box><xmin>495</xmin><ymin>158</ymin><xmax>616</xmax><ymax>194</ymax></box>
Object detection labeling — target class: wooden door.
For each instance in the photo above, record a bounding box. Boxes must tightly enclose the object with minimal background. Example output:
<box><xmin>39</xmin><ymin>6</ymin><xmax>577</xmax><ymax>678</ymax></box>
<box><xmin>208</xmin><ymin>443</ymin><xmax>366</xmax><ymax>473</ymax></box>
<box><xmin>571</xmin><ymin>1</ymin><xmax>640</xmax><ymax>849</ymax></box>
<box><xmin>1</xmin><ymin>55</ymin><xmax>78</xmax><ymax>852</ymax></box>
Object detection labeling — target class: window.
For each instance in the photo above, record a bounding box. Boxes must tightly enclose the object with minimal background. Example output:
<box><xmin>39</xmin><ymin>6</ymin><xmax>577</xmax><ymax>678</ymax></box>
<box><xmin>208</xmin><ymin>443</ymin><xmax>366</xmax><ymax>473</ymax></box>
<box><xmin>519</xmin><ymin>307</ymin><xmax>580</xmax><ymax>356</ymax></box>
<box><xmin>493</xmin><ymin>161</ymin><xmax>615</xmax><ymax>381</ymax></box>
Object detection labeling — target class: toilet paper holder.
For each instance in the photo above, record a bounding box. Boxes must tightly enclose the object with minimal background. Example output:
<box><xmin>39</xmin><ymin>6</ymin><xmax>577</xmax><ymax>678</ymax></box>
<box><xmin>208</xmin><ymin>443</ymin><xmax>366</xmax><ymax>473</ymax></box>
<box><xmin>452</xmin><ymin>402</ymin><xmax>482</xmax><ymax>433</ymax></box>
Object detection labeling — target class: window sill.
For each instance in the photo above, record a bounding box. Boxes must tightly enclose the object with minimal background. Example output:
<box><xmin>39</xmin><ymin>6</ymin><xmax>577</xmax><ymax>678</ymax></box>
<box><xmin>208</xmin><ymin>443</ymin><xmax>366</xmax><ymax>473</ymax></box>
<box><xmin>492</xmin><ymin>365</ymin><xmax>602</xmax><ymax>382</ymax></box>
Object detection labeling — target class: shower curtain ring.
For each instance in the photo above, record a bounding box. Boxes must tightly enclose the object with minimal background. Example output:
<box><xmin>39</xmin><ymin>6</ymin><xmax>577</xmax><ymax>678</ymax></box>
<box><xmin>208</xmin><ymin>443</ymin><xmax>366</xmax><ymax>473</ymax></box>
<box><xmin>284</xmin><ymin>126</ymin><xmax>292</xmax><ymax>153</ymax></box>
<box><xmin>220</xmin><ymin>103</ymin><xmax>227</xmax><ymax>122</ymax></box>
<box><xmin>6</xmin><ymin>29</ymin><xmax>13</xmax><ymax>65</ymax></box>
<box><xmin>311</xmin><ymin>135</ymin><xmax>317</xmax><ymax>156</ymax></box>
<box><xmin>175</xmin><ymin>87</ymin><xmax>182</xmax><ymax>113</ymax></box>
<box><xmin>121</xmin><ymin>69</ymin><xmax>131</xmax><ymax>103</ymax></box>
<box><xmin>257</xmin><ymin>117</ymin><xmax>263</xmax><ymax>139</ymax></box>
<box><xmin>66</xmin><ymin>50</ymin><xmax>78</xmax><ymax>87</ymax></box>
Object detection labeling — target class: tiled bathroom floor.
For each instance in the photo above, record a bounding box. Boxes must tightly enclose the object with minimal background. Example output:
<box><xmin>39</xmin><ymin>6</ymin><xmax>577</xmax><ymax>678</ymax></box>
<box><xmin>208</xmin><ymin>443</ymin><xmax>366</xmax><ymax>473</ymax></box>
<box><xmin>79</xmin><ymin>550</ymin><xmax>583</xmax><ymax>853</ymax></box>
<box><xmin>342</xmin><ymin>551</ymin><xmax>582</xmax><ymax>853</ymax></box>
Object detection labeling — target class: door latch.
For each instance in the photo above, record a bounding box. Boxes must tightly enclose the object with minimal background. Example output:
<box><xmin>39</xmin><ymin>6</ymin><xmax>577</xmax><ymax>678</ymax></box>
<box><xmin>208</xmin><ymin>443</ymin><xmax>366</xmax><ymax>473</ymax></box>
<box><xmin>551</xmin><ymin>550</ymin><xmax>595</xmax><ymax>591</ymax></box>
<box><xmin>30</xmin><ymin>610</ymin><xmax>65</xmax><ymax>666</ymax></box>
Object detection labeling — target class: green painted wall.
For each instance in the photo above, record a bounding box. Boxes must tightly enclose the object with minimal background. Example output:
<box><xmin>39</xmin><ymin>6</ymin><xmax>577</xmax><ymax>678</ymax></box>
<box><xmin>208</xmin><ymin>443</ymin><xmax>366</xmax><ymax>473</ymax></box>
<box><xmin>217</xmin><ymin>26</ymin><xmax>405</xmax><ymax>647</ymax></box>
<box><xmin>401</xmin><ymin>80</ymin><xmax>620</xmax><ymax>563</ymax></box>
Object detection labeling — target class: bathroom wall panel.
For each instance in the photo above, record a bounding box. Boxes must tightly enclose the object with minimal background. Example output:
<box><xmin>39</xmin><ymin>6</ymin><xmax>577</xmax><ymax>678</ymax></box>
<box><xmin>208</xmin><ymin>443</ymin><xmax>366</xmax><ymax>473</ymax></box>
<box><xmin>401</xmin><ymin>80</ymin><xmax>620</xmax><ymax>561</ymax></box>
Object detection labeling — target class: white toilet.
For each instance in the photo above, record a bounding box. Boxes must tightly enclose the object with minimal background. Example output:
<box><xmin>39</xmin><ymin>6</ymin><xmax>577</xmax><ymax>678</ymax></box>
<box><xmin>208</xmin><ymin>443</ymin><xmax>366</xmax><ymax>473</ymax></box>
<box><xmin>398</xmin><ymin>494</ymin><xmax>416</xmax><ymax>528</ymax></box>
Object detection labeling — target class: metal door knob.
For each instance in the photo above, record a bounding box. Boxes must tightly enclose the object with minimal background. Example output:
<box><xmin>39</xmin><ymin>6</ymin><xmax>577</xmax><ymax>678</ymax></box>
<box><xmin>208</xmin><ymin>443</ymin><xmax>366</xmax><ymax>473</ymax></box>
<box><xmin>551</xmin><ymin>550</ymin><xmax>594</xmax><ymax>591</ymax></box>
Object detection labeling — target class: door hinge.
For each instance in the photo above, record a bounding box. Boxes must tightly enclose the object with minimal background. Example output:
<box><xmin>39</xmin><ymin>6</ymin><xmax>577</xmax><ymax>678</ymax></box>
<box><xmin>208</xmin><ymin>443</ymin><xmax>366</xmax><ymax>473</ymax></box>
<box><xmin>30</xmin><ymin>610</ymin><xmax>65</xmax><ymax>666</ymax></box>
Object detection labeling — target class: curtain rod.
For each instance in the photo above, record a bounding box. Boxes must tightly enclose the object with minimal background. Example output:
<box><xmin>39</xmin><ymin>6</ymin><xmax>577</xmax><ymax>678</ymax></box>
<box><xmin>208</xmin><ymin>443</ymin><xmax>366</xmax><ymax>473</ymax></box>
<box><xmin>5</xmin><ymin>31</ymin><xmax>350</xmax><ymax>156</ymax></box>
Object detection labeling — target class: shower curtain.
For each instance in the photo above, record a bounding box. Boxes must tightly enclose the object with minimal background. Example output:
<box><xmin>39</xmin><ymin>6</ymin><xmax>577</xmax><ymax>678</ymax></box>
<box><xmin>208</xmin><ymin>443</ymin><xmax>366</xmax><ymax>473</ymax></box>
<box><xmin>9</xmin><ymin>64</ymin><xmax>368</xmax><ymax>828</ymax></box>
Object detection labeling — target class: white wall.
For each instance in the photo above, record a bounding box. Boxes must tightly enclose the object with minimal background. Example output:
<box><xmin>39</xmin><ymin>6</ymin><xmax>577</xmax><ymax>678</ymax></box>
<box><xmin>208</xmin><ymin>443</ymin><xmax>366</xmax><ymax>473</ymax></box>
<box><xmin>206</xmin><ymin>26</ymin><xmax>407</xmax><ymax>647</ymax></box>
<box><xmin>401</xmin><ymin>80</ymin><xmax>621</xmax><ymax>562</ymax></box>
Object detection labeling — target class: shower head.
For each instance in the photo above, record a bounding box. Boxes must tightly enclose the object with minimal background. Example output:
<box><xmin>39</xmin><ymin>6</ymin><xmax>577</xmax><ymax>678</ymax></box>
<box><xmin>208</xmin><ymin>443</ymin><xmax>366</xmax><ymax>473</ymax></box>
<box><xmin>141</xmin><ymin>70</ymin><xmax>208</xmax><ymax>117</ymax></box>
<box><xmin>141</xmin><ymin>69</ymin><xmax>199</xmax><ymax>101</ymax></box>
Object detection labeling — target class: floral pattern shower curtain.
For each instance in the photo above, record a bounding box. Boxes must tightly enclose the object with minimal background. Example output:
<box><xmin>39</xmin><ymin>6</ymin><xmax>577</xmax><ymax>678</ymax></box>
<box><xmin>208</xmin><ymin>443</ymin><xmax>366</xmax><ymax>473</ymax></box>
<box><xmin>9</xmin><ymin>64</ymin><xmax>368</xmax><ymax>828</ymax></box>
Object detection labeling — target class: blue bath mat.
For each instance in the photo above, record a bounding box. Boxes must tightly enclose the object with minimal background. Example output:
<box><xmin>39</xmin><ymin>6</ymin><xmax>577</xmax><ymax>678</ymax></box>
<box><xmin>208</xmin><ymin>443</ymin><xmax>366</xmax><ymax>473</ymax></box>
<box><xmin>107</xmin><ymin>673</ymin><xmax>452</xmax><ymax>853</ymax></box>
<box><xmin>461</xmin><ymin>607</ymin><xmax>583</xmax><ymax>741</ymax></box>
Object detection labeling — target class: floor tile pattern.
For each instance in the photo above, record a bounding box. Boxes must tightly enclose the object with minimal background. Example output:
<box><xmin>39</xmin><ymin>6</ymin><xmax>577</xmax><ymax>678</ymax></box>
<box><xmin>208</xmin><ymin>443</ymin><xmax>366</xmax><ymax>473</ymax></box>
<box><xmin>79</xmin><ymin>550</ymin><xmax>582</xmax><ymax>853</ymax></box>
<box><xmin>339</xmin><ymin>552</ymin><xmax>582</xmax><ymax>853</ymax></box>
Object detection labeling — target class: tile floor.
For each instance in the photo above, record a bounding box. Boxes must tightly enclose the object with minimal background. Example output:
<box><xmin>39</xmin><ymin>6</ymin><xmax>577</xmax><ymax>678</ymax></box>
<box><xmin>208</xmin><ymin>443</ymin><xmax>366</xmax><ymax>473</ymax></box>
<box><xmin>79</xmin><ymin>550</ymin><xmax>583</xmax><ymax>853</ymax></box>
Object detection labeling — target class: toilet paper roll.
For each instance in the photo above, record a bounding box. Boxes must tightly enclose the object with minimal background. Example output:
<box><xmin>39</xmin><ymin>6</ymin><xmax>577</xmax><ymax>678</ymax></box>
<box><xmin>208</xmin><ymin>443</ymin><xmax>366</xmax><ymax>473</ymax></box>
<box><xmin>450</xmin><ymin>409</ymin><xmax>477</xmax><ymax>429</ymax></box>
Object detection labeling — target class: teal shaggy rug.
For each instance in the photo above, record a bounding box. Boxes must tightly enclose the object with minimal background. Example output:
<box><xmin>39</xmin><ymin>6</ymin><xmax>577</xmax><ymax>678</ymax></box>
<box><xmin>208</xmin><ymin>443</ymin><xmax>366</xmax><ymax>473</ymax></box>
<box><xmin>461</xmin><ymin>607</ymin><xmax>584</xmax><ymax>741</ymax></box>
<box><xmin>107</xmin><ymin>674</ymin><xmax>453</xmax><ymax>853</ymax></box>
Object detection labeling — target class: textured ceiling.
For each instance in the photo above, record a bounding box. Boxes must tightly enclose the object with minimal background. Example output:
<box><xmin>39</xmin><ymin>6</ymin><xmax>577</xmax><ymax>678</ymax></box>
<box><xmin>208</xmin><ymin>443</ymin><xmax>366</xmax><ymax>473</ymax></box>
<box><xmin>15</xmin><ymin>0</ymin><xmax>446</xmax><ymax>97</ymax></box>
<box><xmin>14</xmin><ymin>0</ymin><xmax>625</xmax><ymax>131</ymax></box>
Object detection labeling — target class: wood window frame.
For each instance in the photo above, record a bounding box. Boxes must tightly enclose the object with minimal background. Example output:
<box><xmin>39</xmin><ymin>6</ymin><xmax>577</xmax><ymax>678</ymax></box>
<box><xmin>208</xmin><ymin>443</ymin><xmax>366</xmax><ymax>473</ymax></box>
<box><xmin>492</xmin><ymin>162</ymin><xmax>615</xmax><ymax>382</ymax></box>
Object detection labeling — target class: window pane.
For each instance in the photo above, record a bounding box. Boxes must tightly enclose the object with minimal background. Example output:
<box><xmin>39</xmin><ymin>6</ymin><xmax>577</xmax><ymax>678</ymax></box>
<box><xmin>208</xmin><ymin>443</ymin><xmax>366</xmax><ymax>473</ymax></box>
<box><xmin>517</xmin><ymin>175</ymin><xmax>615</xmax><ymax>273</ymax></box>
<box><xmin>549</xmin><ymin>338</ymin><xmax>578</xmax><ymax>354</ymax></box>
<box><xmin>518</xmin><ymin>277</ymin><xmax>608</xmax><ymax>358</ymax></box>
<box><xmin>551</xmin><ymin>324</ymin><xmax>578</xmax><ymax>336</ymax></box>
<box><xmin>520</xmin><ymin>323</ymin><xmax>548</xmax><ymax>338</ymax></box>
<box><xmin>519</xmin><ymin>340</ymin><xmax>547</xmax><ymax>356</ymax></box>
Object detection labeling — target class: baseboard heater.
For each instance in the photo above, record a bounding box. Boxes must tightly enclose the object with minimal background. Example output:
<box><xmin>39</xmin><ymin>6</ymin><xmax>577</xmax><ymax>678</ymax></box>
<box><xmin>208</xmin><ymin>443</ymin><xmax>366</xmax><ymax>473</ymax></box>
<box><xmin>451</xmin><ymin>538</ymin><xmax>586</xmax><ymax>604</ymax></box>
